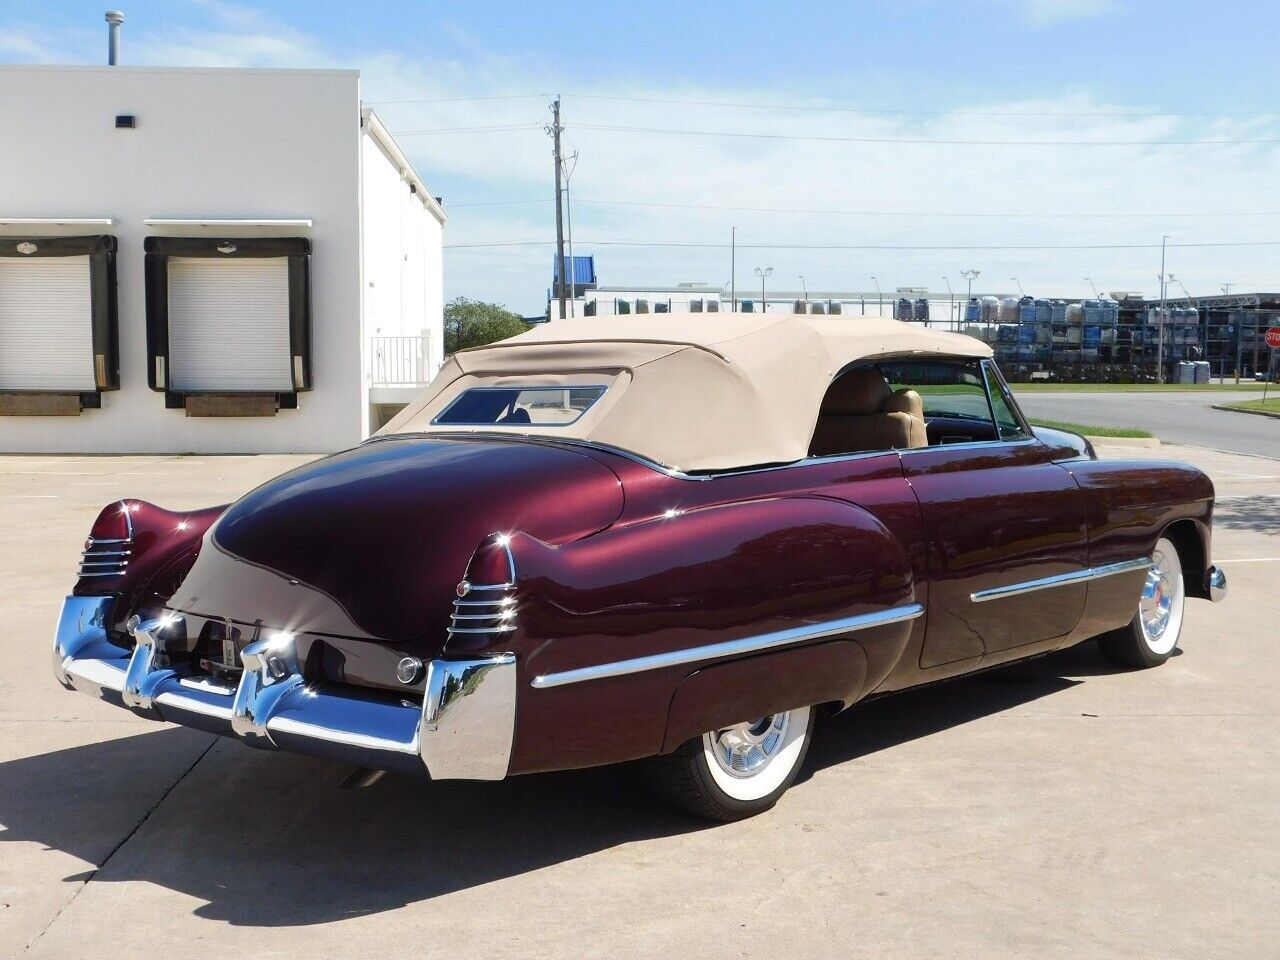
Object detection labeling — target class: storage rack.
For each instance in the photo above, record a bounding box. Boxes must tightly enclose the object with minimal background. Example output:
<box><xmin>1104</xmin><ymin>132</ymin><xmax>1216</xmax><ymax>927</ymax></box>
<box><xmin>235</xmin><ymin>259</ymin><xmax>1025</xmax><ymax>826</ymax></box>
<box><xmin>953</xmin><ymin>296</ymin><xmax>1278</xmax><ymax>383</ymax></box>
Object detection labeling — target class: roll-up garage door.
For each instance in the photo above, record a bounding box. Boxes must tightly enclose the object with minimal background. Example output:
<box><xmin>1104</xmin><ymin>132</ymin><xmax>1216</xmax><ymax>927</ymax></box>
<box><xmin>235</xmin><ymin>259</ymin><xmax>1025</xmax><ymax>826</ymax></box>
<box><xmin>167</xmin><ymin>256</ymin><xmax>293</xmax><ymax>392</ymax></box>
<box><xmin>0</xmin><ymin>256</ymin><xmax>96</xmax><ymax>390</ymax></box>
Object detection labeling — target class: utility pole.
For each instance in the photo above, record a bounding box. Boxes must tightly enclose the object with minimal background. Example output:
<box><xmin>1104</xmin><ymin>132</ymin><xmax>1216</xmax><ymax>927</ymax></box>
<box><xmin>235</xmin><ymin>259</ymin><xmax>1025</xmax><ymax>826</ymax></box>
<box><xmin>547</xmin><ymin>97</ymin><xmax>567</xmax><ymax>320</ymax></box>
<box><xmin>730</xmin><ymin>227</ymin><xmax>736</xmax><ymax>312</ymax></box>
<box><xmin>1157</xmin><ymin>235</ymin><xmax>1169</xmax><ymax>384</ymax></box>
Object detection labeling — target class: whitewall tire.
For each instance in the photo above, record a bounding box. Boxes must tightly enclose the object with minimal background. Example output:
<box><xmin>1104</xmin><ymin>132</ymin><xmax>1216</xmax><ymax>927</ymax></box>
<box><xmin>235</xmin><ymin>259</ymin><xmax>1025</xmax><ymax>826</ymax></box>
<box><xmin>1097</xmin><ymin>536</ymin><xmax>1186</xmax><ymax>669</ymax></box>
<box><xmin>645</xmin><ymin>706</ymin><xmax>816</xmax><ymax>821</ymax></box>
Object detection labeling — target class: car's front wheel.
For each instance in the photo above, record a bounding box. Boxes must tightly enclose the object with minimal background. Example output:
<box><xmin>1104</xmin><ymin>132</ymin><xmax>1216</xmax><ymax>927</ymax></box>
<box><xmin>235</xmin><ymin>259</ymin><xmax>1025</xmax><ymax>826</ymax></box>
<box><xmin>645</xmin><ymin>705</ymin><xmax>815</xmax><ymax>821</ymax></box>
<box><xmin>1097</xmin><ymin>535</ymin><xmax>1186</xmax><ymax>669</ymax></box>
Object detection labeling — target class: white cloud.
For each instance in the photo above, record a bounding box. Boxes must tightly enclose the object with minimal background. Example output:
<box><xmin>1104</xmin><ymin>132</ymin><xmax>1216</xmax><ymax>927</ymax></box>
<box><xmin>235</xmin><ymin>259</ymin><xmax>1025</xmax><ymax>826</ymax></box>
<box><xmin>7</xmin><ymin>2</ymin><xmax>1276</xmax><ymax>312</ymax></box>
<box><xmin>0</xmin><ymin>25</ymin><xmax>74</xmax><ymax>62</ymax></box>
<box><xmin>386</xmin><ymin>75</ymin><xmax>1280</xmax><ymax>310</ymax></box>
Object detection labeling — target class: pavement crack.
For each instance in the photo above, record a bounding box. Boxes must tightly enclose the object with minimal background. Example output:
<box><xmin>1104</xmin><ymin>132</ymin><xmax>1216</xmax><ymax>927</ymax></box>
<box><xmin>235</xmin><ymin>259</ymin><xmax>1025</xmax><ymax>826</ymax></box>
<box><xmin>20</xmin><ymin>737</ymin><xmax>217</xmax><ymax>955</ymax></box>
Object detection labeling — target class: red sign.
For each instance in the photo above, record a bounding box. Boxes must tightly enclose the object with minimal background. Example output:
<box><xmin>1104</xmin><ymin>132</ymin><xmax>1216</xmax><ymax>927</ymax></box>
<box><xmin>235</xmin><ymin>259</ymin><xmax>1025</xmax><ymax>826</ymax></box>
<box><xmin>1267</xmin><ymin>327</ymin><xmax>1280</xmax><ymax>350</ymax></box>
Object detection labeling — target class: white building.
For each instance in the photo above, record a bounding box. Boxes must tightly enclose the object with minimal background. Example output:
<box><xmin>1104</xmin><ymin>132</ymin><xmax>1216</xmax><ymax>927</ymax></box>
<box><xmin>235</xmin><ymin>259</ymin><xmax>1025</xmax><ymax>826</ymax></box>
<box><xmin>548</xmin><ymin>260</ymin><xmax>951</xmax><ymax>324</ymax></box>
<box><xmin>0</xmin><ymin>64</ymin><xmax>445</xmax><ymax>453</ymax></box>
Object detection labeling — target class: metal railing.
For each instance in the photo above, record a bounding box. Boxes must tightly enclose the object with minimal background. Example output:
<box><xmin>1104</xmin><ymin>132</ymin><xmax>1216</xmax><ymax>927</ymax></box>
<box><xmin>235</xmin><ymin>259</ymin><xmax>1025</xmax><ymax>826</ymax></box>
<box><xmin>371</xmin><ymin>336</ymin><xmax>433</xmax><ymax>387</ymax></box>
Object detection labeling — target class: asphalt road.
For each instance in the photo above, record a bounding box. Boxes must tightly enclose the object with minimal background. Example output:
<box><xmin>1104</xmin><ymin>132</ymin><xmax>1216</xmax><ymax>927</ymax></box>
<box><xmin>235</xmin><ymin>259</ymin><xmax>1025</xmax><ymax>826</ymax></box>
<box><xmin>1014</xmin><ymin>389</ymin><xmax>1280</xmax><ymax>458</ymax></box>
<box><xmin>3</xmin><ymin>447</ymin><xmax>1278</xmax><ymax>959</ymax></box>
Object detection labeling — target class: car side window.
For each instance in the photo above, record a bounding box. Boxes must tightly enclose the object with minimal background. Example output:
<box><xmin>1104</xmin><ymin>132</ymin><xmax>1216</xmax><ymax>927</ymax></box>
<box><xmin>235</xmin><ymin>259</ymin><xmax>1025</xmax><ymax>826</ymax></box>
<box><xmin>878</xmin><ymin>359</ymin><xmax>1000</xmax><ymax>445</ymax></box>
<box><xmin>982</xmin><ymin>363</ymin><xmax>1029</xmax><ymax>441</ymax></box>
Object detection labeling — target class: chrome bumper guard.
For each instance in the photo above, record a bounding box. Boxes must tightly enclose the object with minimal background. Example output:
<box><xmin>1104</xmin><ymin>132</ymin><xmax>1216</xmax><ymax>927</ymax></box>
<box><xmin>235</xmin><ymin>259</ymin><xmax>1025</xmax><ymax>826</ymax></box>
<box><xmin>1207</xmin><ymin>564</ymin><xmax>1227</xmax><ymax>603</ymax></box>
<box><xmin>53</xmin><ymin>595</ymin><xmax>516</xmax><ymax>780</ymax></box>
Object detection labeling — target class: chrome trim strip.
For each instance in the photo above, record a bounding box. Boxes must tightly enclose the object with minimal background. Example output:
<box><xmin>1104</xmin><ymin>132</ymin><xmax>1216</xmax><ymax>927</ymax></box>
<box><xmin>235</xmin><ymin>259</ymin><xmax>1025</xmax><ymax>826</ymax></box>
<box><xmin>529</xmin><ymin>602</ymin><xmax>925</xmax><ymax>690</ymax></box>
<box><xmin>970</xmin><ymin>557</ymin><xmax>1152</xmax><ymax>604</ymax></box>
<box><xmin>381</xmin><ymin>426</ymin><xmax>1039</xmax><ymax>482</ymax></box>
<box><xmin>447</xmin><ymin>624</ymin><xmax>517</xmax><ymax>634</ymax></box>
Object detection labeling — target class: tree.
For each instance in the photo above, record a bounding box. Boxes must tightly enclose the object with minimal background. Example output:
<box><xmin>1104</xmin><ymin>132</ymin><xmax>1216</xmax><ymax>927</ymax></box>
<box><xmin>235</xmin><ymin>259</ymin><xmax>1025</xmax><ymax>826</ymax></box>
<box><xmin>444</xmin><ymin>298</ymin><xmax>528</xmax><ymax>355</ymax></box>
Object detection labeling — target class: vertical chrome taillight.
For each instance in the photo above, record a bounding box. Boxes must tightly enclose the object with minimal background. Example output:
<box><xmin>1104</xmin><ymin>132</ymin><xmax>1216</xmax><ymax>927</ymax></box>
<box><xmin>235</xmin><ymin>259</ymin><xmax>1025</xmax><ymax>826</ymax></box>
<box><xmin>79</xmin><ymin>500</ymin><xmax>135</xmax><ymax>579</ymax></box>
<box><xmin>449</xmin><ymin>533</ymin><xmax>518</xmax><ymax>641</ymax></box>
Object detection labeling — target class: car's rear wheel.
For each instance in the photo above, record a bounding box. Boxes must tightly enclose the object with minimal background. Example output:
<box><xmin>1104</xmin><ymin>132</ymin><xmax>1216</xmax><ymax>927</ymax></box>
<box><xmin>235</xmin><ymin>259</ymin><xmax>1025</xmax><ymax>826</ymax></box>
<box><xmin>645</xmin><ymin>705</ymin><xmax>815</xmax><ymax>821</ymax></box>
<box><xmin>1097</xmin><ymin>535</ymin><xmax>1186</xmax><ymax>669</ymax></box>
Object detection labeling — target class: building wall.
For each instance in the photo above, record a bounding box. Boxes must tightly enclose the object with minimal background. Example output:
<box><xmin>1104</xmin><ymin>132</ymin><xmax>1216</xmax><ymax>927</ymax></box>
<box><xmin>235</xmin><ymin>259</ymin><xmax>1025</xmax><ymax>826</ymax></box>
<box><xmin>359</xmin><ymin>131</ymin><xmax>444</xmax><ymax>347</ymax></box>
<box><xmin>359</xmin><ymin>126</ymin><xmax>445</xmax><ymax>426</ymax></box>
<box><xmin>0</xmin><ymin>65</ymin><xmax>364</xmax><ymax>453</ymax></box>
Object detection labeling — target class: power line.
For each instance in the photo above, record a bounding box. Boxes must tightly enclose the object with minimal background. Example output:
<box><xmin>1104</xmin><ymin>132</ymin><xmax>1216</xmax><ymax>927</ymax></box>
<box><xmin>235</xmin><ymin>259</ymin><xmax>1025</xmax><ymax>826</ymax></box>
<box><xmin>367</xmin><ymin>94</ymin><xmax>548</xmax><ymax>105</ymax></box>
<box><xmin>568</xmin><ymin>122</ymin><xmax>1280</xmax><ymax>147</ymax></box>
<box><xmin>446</xmin><ymin>238</ymin><xmax>1280</xmax><ymax>251</ymax></box>
<box><xmin>365</xmin><ymin>90</ymin><xmax>1280</xmax><ymax>119</ymax></box>
<box><xmin>562</xmin><ymin>92</ymin><xmax>1280</xmax><ymax>120</ymax></box>
<box><xmin>445</xmin><ymin>197</ymin><xmax>1280</xmax><ymax>219</ymax></box>
<box><xmin>391</xmin><ymin>123</ymin><xmax>543</xmax><ymax>135</ymax></box>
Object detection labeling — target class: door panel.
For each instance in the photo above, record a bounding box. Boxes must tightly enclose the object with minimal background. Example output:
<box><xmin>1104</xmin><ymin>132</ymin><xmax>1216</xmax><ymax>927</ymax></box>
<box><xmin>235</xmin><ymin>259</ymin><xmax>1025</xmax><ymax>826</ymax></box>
<box><xmin>903</xmin><ymin>441</ymin><xmax>1089</xmax><ymax>668</ymax></box>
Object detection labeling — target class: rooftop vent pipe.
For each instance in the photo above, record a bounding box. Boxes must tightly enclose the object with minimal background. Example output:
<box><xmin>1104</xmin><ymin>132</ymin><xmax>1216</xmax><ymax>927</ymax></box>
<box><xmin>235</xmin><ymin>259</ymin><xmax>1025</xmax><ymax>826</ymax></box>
<box><xmin>105</xmin><ymin>10</ymin><xmax>124</xmax><ymax>65</ymax></box>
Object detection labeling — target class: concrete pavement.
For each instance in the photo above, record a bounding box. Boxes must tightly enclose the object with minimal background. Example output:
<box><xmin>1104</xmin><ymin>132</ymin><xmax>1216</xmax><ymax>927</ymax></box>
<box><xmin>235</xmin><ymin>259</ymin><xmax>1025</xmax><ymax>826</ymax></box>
<box><xmin>1014</xmin><ymin>389</ymin><xmax>1280</xmax><ymax>458</ymax></box>
<box><xmin>1</xmin><ymin>446</ymin><xmax>1277</xmax><ymax>959</ymax></box>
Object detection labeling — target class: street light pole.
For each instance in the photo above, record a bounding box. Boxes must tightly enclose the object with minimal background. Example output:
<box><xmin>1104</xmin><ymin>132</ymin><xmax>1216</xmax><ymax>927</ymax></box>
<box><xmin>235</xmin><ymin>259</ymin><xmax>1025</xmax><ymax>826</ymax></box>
<box><xmin>754</xmin><ymin>266</ymin><xmax>772</xmax><ymax>314</ymax></box>
<box><xmin>730</xmin><ymin>227</ymin><xmax>736</xmax><ymax>313</ymax></box>
<box><xmin>798</xmin><ymin>274</ymin><xmax>808</xmax><ymax>308</ymax></box>
<box><xmin>1085</xmin><ymin>277</ymin><xmax>1098</xmax><ymax>298</ymax></box>
<box><xmin>1011</xmin><ymin>277</ymin><xmax>1024</xmax><ymax>297</ymax></box>
<box><xmin>960</xmin><ymin>268</ymin><xmax>980</xmax><ymax>334</ymax></box>
<box><xmin>1157</xmin><ymin>234</ymin><xmax>1169</xmax><ymax>384</ymax></box>
<box><xmin>871</xmin><ymin>275</ymin><xmax>881</xmax><ymax>314</ymax></box>
<box><xmin>943</xmin><ymin>276</ymin><xmax>954</xmax><ymax>328</ymax></box>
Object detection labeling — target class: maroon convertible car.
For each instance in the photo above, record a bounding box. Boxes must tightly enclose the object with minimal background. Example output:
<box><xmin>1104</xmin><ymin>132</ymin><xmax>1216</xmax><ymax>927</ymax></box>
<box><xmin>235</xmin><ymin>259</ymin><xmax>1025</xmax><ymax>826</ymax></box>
<box><xmin>54</xmin><ymin>313</ymin><xmax>1226</xmax><ymax>820</ymax></box>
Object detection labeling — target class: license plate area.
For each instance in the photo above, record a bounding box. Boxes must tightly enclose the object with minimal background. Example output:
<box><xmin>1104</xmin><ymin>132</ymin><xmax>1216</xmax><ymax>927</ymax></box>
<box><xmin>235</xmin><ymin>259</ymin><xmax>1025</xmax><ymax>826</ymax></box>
<box><xmin>195</xmin><ymin>619</ymin><xmax>246</xmax><ymax>677</ymax></box>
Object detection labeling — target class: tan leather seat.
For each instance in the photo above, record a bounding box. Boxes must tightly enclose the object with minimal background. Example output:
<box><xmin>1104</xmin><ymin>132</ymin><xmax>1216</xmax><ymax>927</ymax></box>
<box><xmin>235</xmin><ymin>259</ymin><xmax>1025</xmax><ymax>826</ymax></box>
<box><xmin>883</xmin><ymin>388</ymin><xmax>928</xmax><ymax>448</ymax></box>
<box><xmin>885</xmin><ymin>387</ymin><xmax>923</xmax><ymax>420</ymax></box>
<box><xmin>809</xmin><ymin>371</ymin><xmax>928</xmax><ymax>456</ymax></box>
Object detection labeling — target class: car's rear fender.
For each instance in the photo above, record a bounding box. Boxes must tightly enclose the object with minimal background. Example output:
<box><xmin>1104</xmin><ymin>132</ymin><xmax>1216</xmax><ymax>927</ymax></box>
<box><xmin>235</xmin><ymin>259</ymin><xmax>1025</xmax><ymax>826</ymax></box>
<box><xmin>465</xmin><ymin>495</ymin><xmax>919</xmax><ymax>774</ymax></box>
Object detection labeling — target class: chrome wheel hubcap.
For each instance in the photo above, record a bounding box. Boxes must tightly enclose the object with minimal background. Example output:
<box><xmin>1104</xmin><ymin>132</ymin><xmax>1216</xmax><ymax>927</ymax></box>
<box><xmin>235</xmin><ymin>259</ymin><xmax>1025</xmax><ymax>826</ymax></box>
<box><xmin>709</xmin><ymin>713</ymin><xmax>790</xmax><ymax>778</ymax></box>
<box><xmin>1139</xmin><ymin>551</ymin><xmax>1174</xmax><ymax>642</ymax></box>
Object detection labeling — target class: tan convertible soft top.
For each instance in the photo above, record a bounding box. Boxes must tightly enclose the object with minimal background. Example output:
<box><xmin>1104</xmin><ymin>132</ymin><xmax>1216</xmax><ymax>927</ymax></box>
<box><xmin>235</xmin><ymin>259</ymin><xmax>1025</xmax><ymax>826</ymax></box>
<box><xmin>380</xmin><ymin>312</ymin><xmax>992</xmax><ymax>471</ymax></box>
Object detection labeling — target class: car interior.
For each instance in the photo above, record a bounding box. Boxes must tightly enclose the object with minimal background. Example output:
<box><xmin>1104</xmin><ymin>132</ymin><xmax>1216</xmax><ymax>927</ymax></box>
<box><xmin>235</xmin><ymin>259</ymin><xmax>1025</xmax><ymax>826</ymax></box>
<box><xmin>809</xmin><ymin>358</ymin><xmax>1023</xmax><ymax>457</ymax></box>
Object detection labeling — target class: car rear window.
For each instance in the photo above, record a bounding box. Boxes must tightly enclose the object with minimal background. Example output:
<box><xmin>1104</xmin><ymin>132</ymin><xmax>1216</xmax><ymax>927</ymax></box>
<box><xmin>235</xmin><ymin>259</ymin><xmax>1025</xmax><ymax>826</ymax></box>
<box><xmin>432</xmin><ymin>385</ymin><xmax>608</xmax><ymax>426</ymax></box>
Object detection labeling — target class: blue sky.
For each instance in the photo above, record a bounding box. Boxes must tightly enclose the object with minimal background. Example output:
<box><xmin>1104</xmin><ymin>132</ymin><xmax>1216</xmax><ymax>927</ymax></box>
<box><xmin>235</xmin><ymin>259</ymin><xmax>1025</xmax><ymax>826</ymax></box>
<box><xmin>5</xmin><ymin>0</ymin><xmax>1280</xmax><ymax>312</ymax></box>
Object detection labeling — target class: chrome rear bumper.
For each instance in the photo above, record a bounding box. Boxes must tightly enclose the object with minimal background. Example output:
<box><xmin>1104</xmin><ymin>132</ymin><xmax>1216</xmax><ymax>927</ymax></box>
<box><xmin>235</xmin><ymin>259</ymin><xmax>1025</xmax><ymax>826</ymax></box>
<box><xmin>53</xmin><ymin>595</ymin><xmax>516</xmax><ymax>780</ymax></box>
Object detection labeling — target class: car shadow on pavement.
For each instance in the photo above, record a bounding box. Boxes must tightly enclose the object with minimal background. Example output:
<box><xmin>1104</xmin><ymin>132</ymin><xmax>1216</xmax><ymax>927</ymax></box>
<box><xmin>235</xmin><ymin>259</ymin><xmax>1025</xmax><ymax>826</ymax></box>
<box><xmin>1209</xmin><ymin>495</ymin><xmax>1280</xmax><ymax>533</ymax></box>
<box><xmin>4</xmin><ymin>645</ymin><xmax>1116</xmax><ymax>927</ymax></box>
